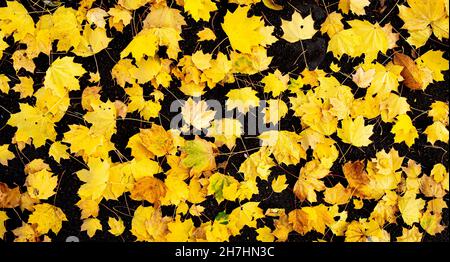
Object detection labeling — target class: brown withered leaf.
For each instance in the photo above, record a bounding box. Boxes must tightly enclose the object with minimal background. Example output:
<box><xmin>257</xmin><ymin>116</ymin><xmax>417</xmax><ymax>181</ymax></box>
<box><xmin>0</xmin><ymin>182</ymin><xmax>21</xmax><ymax>208</ymax></box>
<box><xmin>420</xmin><ymin>175</ymin><xmax>446</xmax><ymax>198</ymax></box>
<box><xmin>393</xmin><ymin>53</ymin><xmax>423</xmax><ymax>90</ymax></box>
<box><xmin>130</xmin><ymin>177</ymin><xmax>167</xmax><ymax>206</ymax></box>
<box><xmin>343</xmin><ymin>160</ymin><xmax>370</xmax><ymax>198</ymax></box>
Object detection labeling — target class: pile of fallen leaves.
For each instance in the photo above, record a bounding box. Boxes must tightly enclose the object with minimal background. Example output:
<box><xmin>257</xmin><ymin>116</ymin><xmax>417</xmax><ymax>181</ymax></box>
<box><xmin>0</xmin><ymin>0</ymin><xmax>448</xmax><ymax>242</ymax></box>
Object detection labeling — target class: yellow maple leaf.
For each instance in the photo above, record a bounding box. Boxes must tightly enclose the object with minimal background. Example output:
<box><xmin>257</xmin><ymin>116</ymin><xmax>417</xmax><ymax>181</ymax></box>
<box><xmin>125</xmin><ymin>84</ymin><xmax>162</xmax><ymax>120</ymax></box>
<box><xmin>74</xmin><ymin>26</ymin><xmax>112</xmax><ymax>57</ymax></box>
<box><xmin>0</xmin><ymin>1</ymin><xmax>35</xmax><ymax>42</ymax></box>
<box><xmin>320</xmin><ymin>11</ymin><xmax>344</xmax><ymax>37</ymax></box>
<box><xmin>398</xmin><ymin>0</ymin><xmax>448</xmax><ymax>47</ymax></box>
<box><xmin>398</xmin><ymin>191</ymin><xmax>425</xmax><ymax>226</ymax></box>
<box><xmin>33</xmin><ymin>86</ymin><xmax>70</xmax><ymax>123</ymax></box>
<box><xmin>166</xmin><ymin>217</ymin><xmax>194</xmax><ymax>242</ymax></box>
<box><xmin>63</xmin><ymin>124</ymin><xmax>113</xmax><ymax>160</ymax></box>
<box><xmin>12</xmin><ymin>76</ymin><xmax>34</xmax><ymax>98</ymax></box>
<box><xmin>184</xmin><ymin>0</ymin><xmax>217</xmax><ymax>22</ymax></box>
<box><xmin>191</xmin><ymin>50</ymin><xmax>212</xmax><ymax>71</ymax></box>
<box><xmin>197</xmin><ymin>28</ymin><xmax>216</xmax><ymax>41</ymax></box>
<box><xmin>221</xmin><ymin>6</ymin><xmax>267</xmax><ymax>53</ymax></box>
<box><xmin>348</xmin><ymin>20</ymin><xmax>389</xmax><ymax>62</ymax></box>
<box><xmin>228</xmin><ymin>202</ymin><xmax>264</xmax><ymax>236</ymax></box>
<box><xmin>281</xmin><ymin>12</ymin><xmax>317</xmax><ymax>42</ymax></box>
<box><xmin>344</xmin><ymin>219</ymin><xmax>389</xmax><ymax>242</ymax></box>
<box><xmin>368</xmin><ymin>63</ymin><xmax>403</xmax><ymax>96</ymax></box>
<box><xmin>207</xmin><ymin>118</ymin><xmax>243</xmax><ymax>149</ymax></box>
<box><xmin>379</xmin><ymin>93</ymin><xmax>411</xmax><ymax>123</ymax></box>
<box><xmin>337</xmin><ymin>116</ymin><xmax>373</xmax><ymax>147</ymax></box>
<box><xmin>328</xmin><ymin>205</ymin><xmax>348</xmax><ymax>237</ymax></box>
<box><xmin>76</xmin><ymin>199</ymin><xmax>100</xmax><ymax>219</ymax></box>
<box><xmin>428</xmin><ymin>101</ymin><xmax>449</xmax><ymax>125</ymax></box>
<box><xmin>288</xmin><ymin>205</ymin><xmax>333</xmax><ymax>235</ymax></box>
<box><xmin>239</xmin><ymin>147</ymin><xmax>275</xmax><ymax>181</ymax></box>
<box><xmin>262</xmin><ymin>70</ymin><xmax>289</xmax><ymax>97</ymax></box>
<box><xmin>0</xmin><ymin>144</ymin><xmax>14</xmax><ymax>166</ymax></box>
<box><xmin>120</xmin><ymin>29</ymin><xmax>158</xmax><ymax>60</ymax></box>
<box><xmin>272</xmin><ymin>212</ymin><xmax>292</xmax><ymax>241</ymax></box>
<box><xmin>324</xmin><ymin>183</ymin><xmax>352</xmax><ymax>205</ymax></box>
<box><xmin>131</xmin><ymin>205</ymin><xmax>169</xmax><ymax>242</ymax></box>
<box><xmin>143</xmin><ymin>5</ymin><xmax>186</xmax><ymax>32</ymax></box>
<box><xmin>293</xmin><ymin>160</ymin><xmax>329</xmax><ymax>202</ymax></box>
<box><xmin>396</xmin><ymin>226</ymin><xmax>423</xmax><ymax>242</ymax></box>
<box><xmin>339</xmin><ymin>0</ymin><xmax>370</xmax><ymax>15</ymax></box>
<box><xmin>327</xmin><ymin>29</ymin><xmax>362</xmax><ymax>58</ymax></box>
<box><xmin>264</xmin><ymin>99</ymin><xmax>288</xmax><ymax>125</ymax></box>
<box><xmin>352</xmin><ymin>67</ymin><xmax>376</xmax><ymax>88</ymax></box>
<box><xmin>139</xmin><ymin>124</ymin><xmax>175</xmax><ymax>157</ymax></box>
<box><xmin>77</xmin><ymin>157</ymin><xmax>110</xmax><ymax>200</ymax></box>
<box><xmin>0</xmin><ymin>74</ymin><xmax>10</xmax><ymax>94</ymax></box>
<box><xmin>26</xmin><ymin>169</ymin><xmax>58</xmax><ymax>200</ymax></box>
<box><xmin>0</xmin><ymin>211</ymin><xmax>8</xmax><ymax>239</ymax></box>
<box><xmin>416</xmin><ymin>50</ymin><xmax>449</xmax><ymax>82</ymax></box>
<box><xmin>108</xmin><ymin>217</ymin><xmax>125</xmax><ymax>236</ymax></box>
<box><xmin>161</xmin><ymin>176</ymin><xmax>189</xmax><ymax>205</ymax></box>
<box><xmin>226</xmin><ymin>87</ymin><xmax>260</xmax><ymax>114</ymax></box>
<box><xmin>44</xmin><ymin>56</ymin><xmax>86</xmax><ymax>97</ymax></box>
<box><xmin>420</xmin><ymin>175</ymin><xmax>446</xmax><ymax>198</ymax></box>
<box><xmin>48</xmin><ymin>142</ymin><xmax>70</xmax><ymax>163</ymax></box>
<box><xmin>182</xmin><ymin>98</ymin><xmax>216</xmax><ymax>130</ymax></box>
<box><xmin>420</xmin><ymin>211</ymin><xmax>445</xmax><ymax>236</ymax></box>
<box><xmin>259</xmin><ymin>130</ymin><xmax>306</xmax><ymax>165</ymax></box>
<box><xmin>84</xmin><ymin>101</ymin><xmax>117</xmax><ymax>138</ymax></box>
<box><xmin>424</xmin><ymin>121</ymin><xmax>449</xmax><ymax>144</ymax></box>
<box><xmin>207</xmin><ymin>173</ymin><xmax>239</xmax><ymax>203</ymax></box>
<box><xmin>7</xmin><ymin>103</ymin><xmax>57</xmax><ymax>148</ymax></box>
<box><xmin>256</xmin><ymin>226</ymin><xmax>275</xmax><ymax>242</ymax></box>
<box><xmin>108</xmin><ymin>6</ymin><xmax>132</xmax><ymax>32</ymax></box>
<box><xmin>271</xmin><ymin>175</ymin><xmax>288</xmax><ymax>193</ymax></box>
<box><xmin>28</xmin><ymin>203</ymin><xmax>67</xmax><ymax>235</ymax></box>
<box><xmin>189</xmin><ymin>204</ymin><xmax>205</xmax><ymax>217</ymax></box>
<box><xmin>11</xmin><ymin>223</ymin><xmax>38</xmax><ymax>242</ymax></box>
<box><xmin>391</xmin><ymin>114</ymin><xmax>419</xmax><ymax>147</ymax></box>
<box><xmin>81</xmin><ymin>218</ymin><xmax>102</xmax><ymax>238</ymax></box>
<box><xmin>86</xmin><ymin>7</ymin><xmax>108</xmax><ymax>28</ymax></box>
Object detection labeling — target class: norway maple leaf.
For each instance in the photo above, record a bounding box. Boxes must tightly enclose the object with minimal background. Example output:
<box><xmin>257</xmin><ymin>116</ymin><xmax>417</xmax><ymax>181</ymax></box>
<box><xmin>337</xmin><ymin>116</ymin><xmax>373</xmax><ymax>147</ymax></box>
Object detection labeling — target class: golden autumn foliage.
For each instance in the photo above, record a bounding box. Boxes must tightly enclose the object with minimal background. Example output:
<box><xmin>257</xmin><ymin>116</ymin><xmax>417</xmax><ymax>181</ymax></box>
<box><xmin>0</xmin><ymin>0</ymin><xmax>448</xmax><ymax>243</ymax></box>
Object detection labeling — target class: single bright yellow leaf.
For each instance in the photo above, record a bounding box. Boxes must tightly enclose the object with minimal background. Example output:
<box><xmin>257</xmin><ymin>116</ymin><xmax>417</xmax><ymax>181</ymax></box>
<box><xmin>28</xmin><ymin>203</ymin><xmax>67</xmax><ymax>235</ymax></box>
<box><xmin>271</xmin><ymin>175</ymin><xmax>288</xmax><ymax>193</ymax></box>
<box><xmin>81</xmin><ymin>218</ymin><xmax>102</xmax><ymax>238</ymax></box>
<box><xmin>391</xmin><ymin>114</ymin><xmax>419</xmax><ymax>147</ymax></box>
<box><xmin>281</xmin><ymin>12</ymin><xmax>317</xmax><ymax>42</ymax></box>
<box><xmin>0</xmin><ymin>144</ymin><xmax>14</xmax><ymax>166</ymax></box>
<box><xmin>108</xmin><ymin>217</ymin><xmax>125</xmax><ymax>236</ymax></box>
<box><xmin>337</xmin><ymin>116</ymin><xmax>373</xmax><ymax>147</ymax></box>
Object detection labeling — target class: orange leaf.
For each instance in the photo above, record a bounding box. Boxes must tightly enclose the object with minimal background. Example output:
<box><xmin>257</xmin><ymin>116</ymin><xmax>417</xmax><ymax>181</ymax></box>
<box><xmin>393</xmin><ymin>53</ymin><xmax>422</xmax><ymax>90</ymax></box>
<box><xmin>0</xmin><ymin>182</ymin><xmax>21</xmax><ymax>208</ymax></box>
<box><xmin>131</xmin><ymin>177</ymin><xmax>167</xmax><ymax>206</ymax></box>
